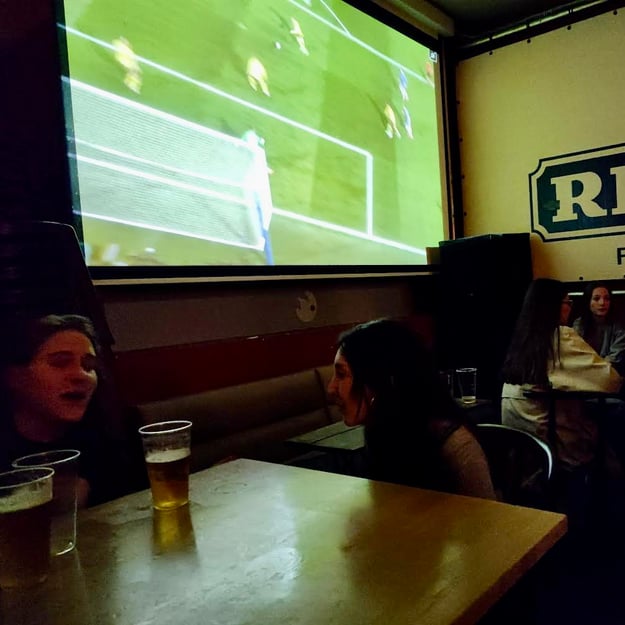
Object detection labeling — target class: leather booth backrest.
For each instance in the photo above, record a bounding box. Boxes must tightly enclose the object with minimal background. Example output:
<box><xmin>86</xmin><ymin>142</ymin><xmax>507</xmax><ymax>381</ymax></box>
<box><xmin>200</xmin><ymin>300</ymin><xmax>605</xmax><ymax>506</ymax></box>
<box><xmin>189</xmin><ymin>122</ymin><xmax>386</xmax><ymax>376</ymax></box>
<box><xmin>135</xmin><ymin>366</ymin><xmax>339</xmax><ymax>471</ymax></box>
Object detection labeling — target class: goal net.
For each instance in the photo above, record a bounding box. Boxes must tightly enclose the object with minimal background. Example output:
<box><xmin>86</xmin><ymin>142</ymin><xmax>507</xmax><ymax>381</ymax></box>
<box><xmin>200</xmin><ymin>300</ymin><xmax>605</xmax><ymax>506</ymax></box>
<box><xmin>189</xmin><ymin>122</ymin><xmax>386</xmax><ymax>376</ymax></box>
<box><xmin>65</xmin><ymin>78</ymin><xmax>272</xmax><ymax>250</ymax></box>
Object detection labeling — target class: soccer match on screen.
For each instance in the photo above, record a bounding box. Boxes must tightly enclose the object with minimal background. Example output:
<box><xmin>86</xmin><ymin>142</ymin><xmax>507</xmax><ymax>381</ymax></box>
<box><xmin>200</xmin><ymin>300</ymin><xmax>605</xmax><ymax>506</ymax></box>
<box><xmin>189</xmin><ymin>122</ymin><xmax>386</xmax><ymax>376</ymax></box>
<box><xmin>59</xmin><ymin>0</ymin><xmax>444</xmax><ymax>268</ymax></box>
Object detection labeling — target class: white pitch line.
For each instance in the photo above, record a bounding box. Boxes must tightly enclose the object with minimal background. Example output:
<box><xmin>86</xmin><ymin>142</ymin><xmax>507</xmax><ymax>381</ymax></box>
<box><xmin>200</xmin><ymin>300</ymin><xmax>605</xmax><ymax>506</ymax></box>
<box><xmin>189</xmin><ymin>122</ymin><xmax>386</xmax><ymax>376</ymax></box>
<box><xmin>73</xmin><ymin>154</ymin><xmax>248</xmax><ymax>206</ymax></box>
<box><xmin>74</xmin><ymin>138</ymin><xmax>244</xmax><ymax>190</ymax></box>
<box><xmin>296</xmin><ymin>0</ymin><xmax>350</xmax><ymax>35</ymax></box>
<box><xmin>81</xmin><ymin>212</ymin><xmax>264</xmax><ymax>251</ymax></box>
<box><xmin>288</xmin><ymin>0</ymin><xmax>428</xmax><ymax>83</ymax></box>
<box><xmin>63</xmin><ymin>27</ymin><xmax>372</xmax><ymax>158</ymax></box>
<box><xmin>272</xmin><ymin>207</ymin><xmax>426</xmax><ymax>256</ymax></box>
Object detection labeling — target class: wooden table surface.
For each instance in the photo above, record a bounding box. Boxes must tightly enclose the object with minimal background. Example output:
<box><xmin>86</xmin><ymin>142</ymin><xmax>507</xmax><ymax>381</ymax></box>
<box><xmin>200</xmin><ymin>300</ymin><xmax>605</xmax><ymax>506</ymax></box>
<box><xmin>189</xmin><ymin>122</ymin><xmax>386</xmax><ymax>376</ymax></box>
<box><xmin>288</xmin><ymin>421</ymin><xmax>365</xmax><ymax>451</ymax></box>
<box><xmin>2</xmin><ymin>459</ymin><xmax>566</xmax><ymax>625</ymax></box>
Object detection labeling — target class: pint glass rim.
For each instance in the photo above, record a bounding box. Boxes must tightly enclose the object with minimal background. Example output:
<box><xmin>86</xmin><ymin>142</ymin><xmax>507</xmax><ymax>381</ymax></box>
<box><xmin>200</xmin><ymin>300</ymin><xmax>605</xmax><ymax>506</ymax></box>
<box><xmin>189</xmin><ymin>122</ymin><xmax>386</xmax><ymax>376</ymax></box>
<box><xmin>0</xmin><ymin>467</ymin><xmax>55</xmax><ymax>492</ymax></box>
<box><xmin>139</xmin><ymin>420</ymin><xmax>192</xmax><ymax>436</ymax></box>
<box><xmin>12</xmin><ymin>449</ymin><xmax>81</xmax><ymax>469</ymax></box>
<box><xmin>455</xmin><ymin>367</ymin><xmax>477</xmax><ymax>373</ymax></box>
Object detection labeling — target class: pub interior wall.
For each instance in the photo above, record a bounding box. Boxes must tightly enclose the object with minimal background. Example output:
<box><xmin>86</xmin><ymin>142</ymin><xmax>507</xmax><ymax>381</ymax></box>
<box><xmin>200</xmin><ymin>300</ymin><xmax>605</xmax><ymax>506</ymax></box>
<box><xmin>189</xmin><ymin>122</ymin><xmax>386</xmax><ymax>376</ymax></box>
<box><xmin>455</xmin><ymin>9</ymin><xmax>625</xmax><ymax>282</ymax></box>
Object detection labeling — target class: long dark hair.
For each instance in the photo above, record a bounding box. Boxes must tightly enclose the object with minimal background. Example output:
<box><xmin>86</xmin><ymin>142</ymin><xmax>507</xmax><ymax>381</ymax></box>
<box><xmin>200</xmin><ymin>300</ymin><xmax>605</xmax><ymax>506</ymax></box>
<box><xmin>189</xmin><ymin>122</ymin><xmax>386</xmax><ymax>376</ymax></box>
<box><xmin>1</xmin><ymin>314</ymin><xmax>100</xmax><ymax>368</ymax></box>
<box><xmin>337</xmin><ymin>318</ymin><xmax>461</xmax><ymax>431</ymax></box>
<box><xmin>501</xmin><ymin>279</ymin><xmax>567</xmax><ymax>386</ymax></box>
<box><xmin>576</xmin><ymin>281</ymin><xmax>614</xmax><ymax>336</ymax></box>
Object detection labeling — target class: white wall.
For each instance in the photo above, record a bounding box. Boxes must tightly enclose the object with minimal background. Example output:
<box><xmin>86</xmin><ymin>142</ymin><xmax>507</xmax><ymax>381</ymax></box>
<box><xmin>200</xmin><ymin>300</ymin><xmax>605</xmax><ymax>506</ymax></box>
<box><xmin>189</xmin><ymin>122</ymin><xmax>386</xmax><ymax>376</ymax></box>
<box><xmin>456</xmin><ymin>10</ymin><xmax>625</xmax><ymax>281</ymax></box>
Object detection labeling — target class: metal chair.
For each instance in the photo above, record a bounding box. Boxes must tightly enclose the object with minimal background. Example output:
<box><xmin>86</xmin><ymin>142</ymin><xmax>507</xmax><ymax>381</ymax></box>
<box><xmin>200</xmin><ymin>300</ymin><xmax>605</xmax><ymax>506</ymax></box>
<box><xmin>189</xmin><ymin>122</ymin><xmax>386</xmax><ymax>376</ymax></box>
<box><xmin>475</xmin><ymin>423</ymin><xmax>553</xmax><ymax>508</ymax></box>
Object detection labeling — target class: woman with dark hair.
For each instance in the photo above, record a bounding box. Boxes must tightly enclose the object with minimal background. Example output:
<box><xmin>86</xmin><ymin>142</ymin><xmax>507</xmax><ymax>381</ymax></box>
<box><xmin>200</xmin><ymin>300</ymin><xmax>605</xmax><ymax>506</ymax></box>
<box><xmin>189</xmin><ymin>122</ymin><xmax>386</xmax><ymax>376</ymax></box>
<box><xmin>326</xmin><ymin>319</ymin><xmax>495</xmax><ymax>499</ymax></box>
<box><xmin>0</xmin><ymin>314</ymin><xmax>137</xmax><ymax>506</ymax></box>
<box><xmin>501</xmin><ymin>278</ymin><xmax>621</xmax><ymax>471</ymax></box>
<box><xmin>572</xmin><ymin>282</ymin><xmax>625</xmax><ymax>376</ymax></box>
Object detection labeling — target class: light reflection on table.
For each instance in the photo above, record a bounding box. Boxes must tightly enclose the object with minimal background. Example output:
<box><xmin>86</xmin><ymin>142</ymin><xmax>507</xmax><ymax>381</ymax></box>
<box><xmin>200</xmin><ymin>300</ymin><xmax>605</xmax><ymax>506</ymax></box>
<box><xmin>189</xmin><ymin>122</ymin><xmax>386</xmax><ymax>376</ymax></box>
<box><xmin>1</xmin><ymin>459</ymin><xmax>566</xmax><ymax>625</ymax></box>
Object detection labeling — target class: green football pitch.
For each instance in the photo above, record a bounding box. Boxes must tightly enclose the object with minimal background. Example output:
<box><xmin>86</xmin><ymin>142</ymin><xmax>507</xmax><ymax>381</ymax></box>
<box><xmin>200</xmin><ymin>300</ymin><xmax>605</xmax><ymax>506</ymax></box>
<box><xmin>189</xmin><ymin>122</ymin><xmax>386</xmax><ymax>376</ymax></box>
<box><xmin>62</xmin><ymin>0</ymin><xmax>444</xmax><ymax>266</ymax></box>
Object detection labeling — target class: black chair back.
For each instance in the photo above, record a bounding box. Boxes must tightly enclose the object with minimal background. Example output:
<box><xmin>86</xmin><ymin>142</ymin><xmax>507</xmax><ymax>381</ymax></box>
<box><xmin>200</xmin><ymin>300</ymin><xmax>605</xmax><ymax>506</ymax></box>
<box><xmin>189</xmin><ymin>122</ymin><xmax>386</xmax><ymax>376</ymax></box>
<box><xmin>0</xmin><ymin>219</ymin><xmax>113</xmax><ymax>347</ymax></box>
<box><xmin>475</xmin><ymin>423</ymin><xmax>553</xmax><ymax>509</ymax></box>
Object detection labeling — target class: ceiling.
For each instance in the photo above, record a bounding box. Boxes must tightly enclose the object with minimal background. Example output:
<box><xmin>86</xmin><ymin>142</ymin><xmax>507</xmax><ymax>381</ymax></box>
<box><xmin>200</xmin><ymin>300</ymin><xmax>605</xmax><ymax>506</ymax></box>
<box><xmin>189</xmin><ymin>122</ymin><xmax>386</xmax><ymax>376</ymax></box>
<box><xmin>423</xmin><ymin>0</ymin><xmax>615</xmax><ymax>40</ymax></box>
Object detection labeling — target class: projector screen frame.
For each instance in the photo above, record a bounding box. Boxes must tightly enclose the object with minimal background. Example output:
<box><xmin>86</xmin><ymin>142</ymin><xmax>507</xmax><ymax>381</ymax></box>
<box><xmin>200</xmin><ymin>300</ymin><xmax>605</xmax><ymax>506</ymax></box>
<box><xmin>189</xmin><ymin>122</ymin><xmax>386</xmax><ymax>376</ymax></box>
<box><xmin>55</xmin><ymin>0</ymin><xmax>451</xmax><ymax>285</ymax></box>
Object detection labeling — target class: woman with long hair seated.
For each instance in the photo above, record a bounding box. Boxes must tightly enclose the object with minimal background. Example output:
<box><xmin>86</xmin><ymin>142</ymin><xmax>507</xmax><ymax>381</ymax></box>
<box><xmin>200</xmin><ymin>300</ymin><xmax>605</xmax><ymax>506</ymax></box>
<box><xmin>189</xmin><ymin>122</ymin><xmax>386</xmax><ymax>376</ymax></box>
<box><xmin>502</xmin><ymin>279</ymin><xmax>621</xmax><ymax>467</ymax></box>
<box><xmin>326</xmin><ymin>319</ymin><xmax>495</xmax><ymax>499</ymax></box>
<box><xmin>0</xmin><ymin>314</ymin><xmax>137</xmax><ymax>506</ymax></box>
<box><xmin>572</xmin><ymin>281</ymin><xmax>625</xmax><ymax>376</ymax></box>
<box><xmin>501</xmin><ymin>279</ymin><xmax>621</xmax><ymax>524</ymax></box>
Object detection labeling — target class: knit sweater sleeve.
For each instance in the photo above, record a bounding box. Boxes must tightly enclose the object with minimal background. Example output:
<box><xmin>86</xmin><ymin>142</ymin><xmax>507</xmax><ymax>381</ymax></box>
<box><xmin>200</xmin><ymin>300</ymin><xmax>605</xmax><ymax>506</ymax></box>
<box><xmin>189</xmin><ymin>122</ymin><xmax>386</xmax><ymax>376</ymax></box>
<box><xmin>440</xmin><ymin>426</ymin><xmax>496</xmax><ymax>500</ymax></box>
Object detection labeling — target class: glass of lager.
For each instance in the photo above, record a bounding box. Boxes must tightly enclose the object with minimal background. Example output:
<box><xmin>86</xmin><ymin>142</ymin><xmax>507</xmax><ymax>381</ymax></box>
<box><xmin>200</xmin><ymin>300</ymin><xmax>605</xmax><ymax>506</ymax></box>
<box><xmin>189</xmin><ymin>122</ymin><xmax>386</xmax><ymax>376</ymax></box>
<box><xmin>0</xmin><ymin>468</ymin><xmax>54</xmax><ymax>589</ymax></box>
<box><xmin>152</xmin><ymin>505</ymin><xmax>195</xmax><ymax>554</ymax></box>
<box><xmin>139</xmin><ymin>420</ymin><xmax>192</xmax><ymax>510</ymax></box>
<box><xmin>13</xmin><ymin>449</ymin><xmax>81</xmax><ymax>555</ymax></box>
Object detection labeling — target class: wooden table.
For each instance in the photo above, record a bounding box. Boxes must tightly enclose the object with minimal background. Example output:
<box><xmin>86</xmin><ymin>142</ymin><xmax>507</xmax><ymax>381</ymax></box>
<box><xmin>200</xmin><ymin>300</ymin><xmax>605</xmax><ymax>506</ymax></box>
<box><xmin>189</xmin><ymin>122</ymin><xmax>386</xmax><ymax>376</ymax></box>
<box><xmin>288</xmin><ymin>420</ymin><xmax>365</xmax><ymax>451</ymax></box>
<box><xmin>2</xmin><ymin>459</ymin><xmax>566</xmax><ymax>625</ymax></box>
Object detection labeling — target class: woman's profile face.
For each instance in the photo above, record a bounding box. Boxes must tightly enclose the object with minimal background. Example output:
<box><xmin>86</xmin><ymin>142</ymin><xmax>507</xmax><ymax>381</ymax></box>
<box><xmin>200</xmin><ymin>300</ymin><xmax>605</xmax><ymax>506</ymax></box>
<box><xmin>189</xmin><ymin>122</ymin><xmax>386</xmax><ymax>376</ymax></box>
<box><xmin>560</xmin><ymin>295</ymin><xmax>573</xmax><ymax>325</ymax></box>
<box><xmin>7</xmin><ymin>330</ymin><xmax>98</xmax><ymax>426</ymax></box>
<box><xmin>590</xmin><ymin>287</ymin><xmax>611</xmax><ymax>320</ymax></box>
<box><xmin>327</xmin><ymin>348</ymin><xmax>368</xmax><ymax>427</ymax></box>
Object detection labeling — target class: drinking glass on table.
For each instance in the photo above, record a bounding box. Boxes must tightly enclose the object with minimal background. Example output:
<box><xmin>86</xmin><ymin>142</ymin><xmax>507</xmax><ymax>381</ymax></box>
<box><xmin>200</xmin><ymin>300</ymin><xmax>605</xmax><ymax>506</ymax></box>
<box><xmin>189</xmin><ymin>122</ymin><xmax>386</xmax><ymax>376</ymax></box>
<box><xmin>139</xmin><ymin>420</ymin><xmax>192</xmax><ymax>510</ymax></box>
<box><xmin>12</xmin><ymin>449</ymin><xmax>81</xmax><ymax>556</ymax></box>
<box><xmin>456</xmin><ymin>367</ymin><xmax>478</xmax><ymax>405</ymax></box>
<box><xmin>0</xmin><ymin>467</ymin><xmax>54</xmax><ymax>589</ymax></box>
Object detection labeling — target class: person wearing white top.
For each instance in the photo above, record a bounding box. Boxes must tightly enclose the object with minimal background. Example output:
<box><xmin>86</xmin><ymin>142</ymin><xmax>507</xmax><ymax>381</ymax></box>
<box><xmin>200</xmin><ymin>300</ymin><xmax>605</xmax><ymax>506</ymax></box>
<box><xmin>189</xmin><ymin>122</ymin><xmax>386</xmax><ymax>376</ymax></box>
<box><xmin>501</xmin><ymin>279</ymin><xmax>621</xmax><ymax>470</ymax></box>
<box><xmin>501</xmin><ymin>279</ymin><xmax>622</xmax><ymax>531</ymax></box>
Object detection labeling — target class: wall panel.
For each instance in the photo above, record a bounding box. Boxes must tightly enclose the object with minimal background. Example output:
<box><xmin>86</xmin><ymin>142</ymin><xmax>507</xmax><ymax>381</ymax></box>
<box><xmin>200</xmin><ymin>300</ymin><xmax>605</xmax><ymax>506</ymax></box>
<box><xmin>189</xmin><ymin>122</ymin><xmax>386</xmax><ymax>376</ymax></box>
<box><xmin>456</xmin><ymin>10</ymin><xmax>625</xmax><ymax>280</ymax></box>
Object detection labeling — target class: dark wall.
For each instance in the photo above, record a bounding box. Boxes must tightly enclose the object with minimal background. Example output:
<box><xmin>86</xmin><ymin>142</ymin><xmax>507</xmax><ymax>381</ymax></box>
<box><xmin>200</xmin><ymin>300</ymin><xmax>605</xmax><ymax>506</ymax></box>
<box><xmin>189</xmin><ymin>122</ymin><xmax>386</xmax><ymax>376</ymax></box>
<box><xmin>0</xmin><ymin>0</ymin><xmax>73</xmax><ymax>224</ymax></box>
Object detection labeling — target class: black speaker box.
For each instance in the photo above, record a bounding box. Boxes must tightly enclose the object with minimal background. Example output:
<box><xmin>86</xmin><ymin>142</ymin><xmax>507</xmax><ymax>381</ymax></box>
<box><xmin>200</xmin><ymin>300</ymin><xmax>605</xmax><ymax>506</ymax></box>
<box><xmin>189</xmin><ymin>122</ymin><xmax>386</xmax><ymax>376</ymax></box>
<box><xmin>438</xmin><ymin>233</ymin><xmax>533</xmax><ymax>400</ymax></box>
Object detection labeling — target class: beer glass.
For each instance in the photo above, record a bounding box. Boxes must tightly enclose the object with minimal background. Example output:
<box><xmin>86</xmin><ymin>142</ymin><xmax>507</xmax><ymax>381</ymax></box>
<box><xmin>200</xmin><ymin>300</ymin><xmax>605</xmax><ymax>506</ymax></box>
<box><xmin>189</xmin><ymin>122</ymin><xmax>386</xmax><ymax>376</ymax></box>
<box><xmin>152</xmin><ymin>504</ymin><xmax>195</xmax><ymax>554</ymax></box>
<box><xmin>139</xmin><ymin>420</ymin><xmax>192</xmax><ymax>510</ymax></box>
<box><xmin>13</xmin><ymin>449</ymin><xmax>81</xmax><ymax>555</ymax></box>
<box><xmin>0</xmin><ymin>468</ymin><xmax>54</xmax><ymax>589</ymax></box>
<box><xmin>456</xmin><ymin>367</ymin><xmax>478</xmax><ymax>404</ymax></box>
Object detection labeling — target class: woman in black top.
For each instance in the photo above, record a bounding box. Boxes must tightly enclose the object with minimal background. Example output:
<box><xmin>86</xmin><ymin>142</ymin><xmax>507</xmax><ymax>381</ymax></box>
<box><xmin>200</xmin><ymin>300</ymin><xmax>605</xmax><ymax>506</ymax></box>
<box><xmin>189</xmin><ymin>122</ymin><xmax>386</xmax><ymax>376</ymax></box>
<box><xmin>326</xmin><ymin>319</ymin><xmax>495</xmax><ymax>498</ymax></box>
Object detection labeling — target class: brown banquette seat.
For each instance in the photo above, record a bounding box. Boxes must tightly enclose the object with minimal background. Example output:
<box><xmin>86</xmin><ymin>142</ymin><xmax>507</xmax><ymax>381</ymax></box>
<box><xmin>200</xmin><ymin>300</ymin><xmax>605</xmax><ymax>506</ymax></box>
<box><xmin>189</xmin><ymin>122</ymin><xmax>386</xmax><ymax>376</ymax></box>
<box><xmin>134</xmin><ymin>365</ymin><xmax>340</xmax><ymax>472</ymax></box>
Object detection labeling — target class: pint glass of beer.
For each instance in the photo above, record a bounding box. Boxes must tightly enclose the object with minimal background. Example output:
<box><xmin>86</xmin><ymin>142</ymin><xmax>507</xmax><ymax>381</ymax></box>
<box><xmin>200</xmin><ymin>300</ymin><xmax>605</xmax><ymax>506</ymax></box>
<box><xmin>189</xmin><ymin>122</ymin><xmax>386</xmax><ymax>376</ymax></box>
<box><xmin>13</xmin><ymin>449</ymin><xmax>81</xmax><ymax>555</ymax></box>
<box><xmin>0</xmin><ymin>468</ymin><xmax>54</xmax><ymax>589</ymax></box>
<box><xmin>139</xmin><ymin>420</ymin><xmax>192</xmax><ymax>510</ymax></box>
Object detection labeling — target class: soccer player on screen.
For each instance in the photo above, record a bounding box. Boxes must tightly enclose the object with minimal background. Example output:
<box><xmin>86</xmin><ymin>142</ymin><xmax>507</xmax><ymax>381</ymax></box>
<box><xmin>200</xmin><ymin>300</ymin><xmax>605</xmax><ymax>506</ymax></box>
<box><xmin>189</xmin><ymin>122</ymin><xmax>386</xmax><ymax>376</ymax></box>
<box><xmin>112</xmin><ymin>37</ymin><xmax>142</xmax><ymax>94</ymax></box>
<box><xmin>399</xmin><ymin>68</ymin><xmax>408</xmax><ymax>101</ymax></box>
<box><xmin>246</xmin><ymin>57</ymin><xmax>270</xmax><ymax>96</ymax></box>
<box><xmin>289</xmin><ymin>18</ymin><xmax>309</xmax><ymax>55</ymax></box>
<box><xmin>402</xmin><ymin>106</ymin><xmax>413</xmax><ymax>139</ymax></box>
<box><xmin>384</xmin><ymin>103</ymin><xmax>401</xmax><ymax>139</ymax></box>
<box><xmin>424</xmin><ymin>60</ymin><xmax>435</xmax><ymax>86</ymax></box>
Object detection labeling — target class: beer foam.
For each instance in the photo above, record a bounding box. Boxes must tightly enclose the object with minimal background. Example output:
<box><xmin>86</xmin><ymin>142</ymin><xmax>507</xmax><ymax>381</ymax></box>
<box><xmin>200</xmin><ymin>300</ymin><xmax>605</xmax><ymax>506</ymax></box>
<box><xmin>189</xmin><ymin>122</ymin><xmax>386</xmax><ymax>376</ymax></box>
<box><xmin>145</xmin><ymin>448</ymin><xmax>190</xmax><ymax>463</ymax></box>
<box><xmin>0</xmin><ymin>482</ymin><xmax>52</xmax><ymax>513</ymax></box>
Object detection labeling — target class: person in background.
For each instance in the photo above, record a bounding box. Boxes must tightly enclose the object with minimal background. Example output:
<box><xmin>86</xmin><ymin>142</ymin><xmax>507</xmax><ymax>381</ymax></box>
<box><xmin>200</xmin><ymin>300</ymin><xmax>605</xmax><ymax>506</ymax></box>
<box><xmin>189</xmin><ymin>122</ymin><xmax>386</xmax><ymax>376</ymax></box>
<box><xmin>572</xmin><ymin>282</ymin><xmax>625</xmax><ymax>376</ymax></box>
<box><xmin>326</xmin><ymin>319</ymin><xmax>496</xmax><ymax>499</ymax></box>
<box><xmin>0</xmin><ymin>314</ymin><xmax>140</xmax><ymax>506</ymax></box>
<box><xmin>573</xmin><ymin>282</ymin><xmax>625</xmax><ymax>475</ymax></box>
<box><xmin>501</xmin><ymin>279</ymin><xmax>621</xmax><ymax>525</ymax></box>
